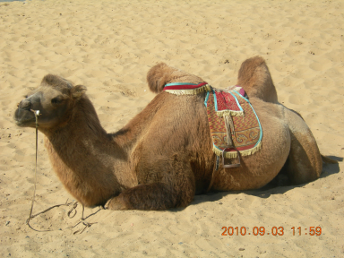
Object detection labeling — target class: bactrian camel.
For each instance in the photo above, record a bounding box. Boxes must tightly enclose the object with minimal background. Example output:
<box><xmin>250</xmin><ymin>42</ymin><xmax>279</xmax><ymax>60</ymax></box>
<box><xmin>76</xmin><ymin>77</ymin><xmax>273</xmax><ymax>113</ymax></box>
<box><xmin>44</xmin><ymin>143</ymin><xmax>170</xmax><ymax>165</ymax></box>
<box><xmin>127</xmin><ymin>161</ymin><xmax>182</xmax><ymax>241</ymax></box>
<box><xmin>14</xmin><ymin>56</ymin><xmax>323</xmax><ymax>210</ymax></box>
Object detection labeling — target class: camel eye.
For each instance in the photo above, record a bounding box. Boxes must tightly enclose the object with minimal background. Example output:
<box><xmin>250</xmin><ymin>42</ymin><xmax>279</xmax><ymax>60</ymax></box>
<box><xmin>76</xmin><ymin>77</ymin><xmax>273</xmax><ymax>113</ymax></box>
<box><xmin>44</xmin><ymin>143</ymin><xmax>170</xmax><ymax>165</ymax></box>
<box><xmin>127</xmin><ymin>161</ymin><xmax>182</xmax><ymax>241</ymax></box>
<box><xmin>51</xmin><ymin>96</ymin><xmax>65</xmax><ymax>104</ymax></box>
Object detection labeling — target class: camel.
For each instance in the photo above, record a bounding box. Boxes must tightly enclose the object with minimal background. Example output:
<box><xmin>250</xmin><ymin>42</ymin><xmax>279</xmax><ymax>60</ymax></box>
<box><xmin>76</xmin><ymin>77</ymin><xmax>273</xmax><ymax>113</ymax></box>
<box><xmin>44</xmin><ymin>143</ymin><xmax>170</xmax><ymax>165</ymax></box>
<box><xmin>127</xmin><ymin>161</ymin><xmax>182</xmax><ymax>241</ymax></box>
<box><xmin>14</xmin><ymin>56</ymin><xmax>323</xmax><ymax>210</ymax></box>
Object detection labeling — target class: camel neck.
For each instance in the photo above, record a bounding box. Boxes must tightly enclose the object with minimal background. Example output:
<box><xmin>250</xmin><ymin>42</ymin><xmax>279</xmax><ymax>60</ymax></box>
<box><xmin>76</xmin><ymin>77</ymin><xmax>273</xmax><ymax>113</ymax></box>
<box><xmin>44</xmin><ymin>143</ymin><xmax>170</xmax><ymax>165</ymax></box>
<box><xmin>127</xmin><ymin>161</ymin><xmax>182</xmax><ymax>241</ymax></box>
<box><xmin>45</xmin><ymin>97</ymin><xmax>110</xmax><ymax>152</ymax></box>
<box><xmin>43</xmin><ymin>97</ymin><xmax>126</xmax><ymax>206</ymax></box>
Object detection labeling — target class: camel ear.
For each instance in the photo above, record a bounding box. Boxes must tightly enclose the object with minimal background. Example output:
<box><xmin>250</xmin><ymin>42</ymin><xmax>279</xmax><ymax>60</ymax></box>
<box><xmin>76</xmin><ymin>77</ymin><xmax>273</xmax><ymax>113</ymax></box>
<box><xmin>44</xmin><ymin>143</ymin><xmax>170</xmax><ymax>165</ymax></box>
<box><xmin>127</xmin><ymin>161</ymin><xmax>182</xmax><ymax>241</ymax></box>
<box><xmin>71</xmin><ymin>85</ymin><xmax>87</xmax><ymax>99</ymax></box>
<box><xmin>146</xmin><ymin>62</ymin><xmax>170</xmax><ymax>93</ymax></box>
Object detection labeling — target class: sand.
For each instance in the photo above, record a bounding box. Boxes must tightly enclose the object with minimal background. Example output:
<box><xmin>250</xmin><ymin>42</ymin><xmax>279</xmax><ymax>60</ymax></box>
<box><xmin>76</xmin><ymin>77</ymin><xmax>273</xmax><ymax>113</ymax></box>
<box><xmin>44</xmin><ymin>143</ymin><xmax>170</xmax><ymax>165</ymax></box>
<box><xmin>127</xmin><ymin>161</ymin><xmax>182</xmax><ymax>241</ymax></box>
<box><xmin>1</xmin><ymin>0</ymin><xmax>343</xmax><ymax>257</ymax></box>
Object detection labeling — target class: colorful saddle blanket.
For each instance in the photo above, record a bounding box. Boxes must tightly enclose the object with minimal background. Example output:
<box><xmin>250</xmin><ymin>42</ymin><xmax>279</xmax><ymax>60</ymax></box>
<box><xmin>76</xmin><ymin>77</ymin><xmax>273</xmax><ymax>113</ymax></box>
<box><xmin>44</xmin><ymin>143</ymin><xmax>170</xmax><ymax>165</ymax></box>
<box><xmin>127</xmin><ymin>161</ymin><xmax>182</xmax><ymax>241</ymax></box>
<box><xmin>164</xmin><ymin>82</ymin><xmax>262</xmax><ymax>159</ymax></box>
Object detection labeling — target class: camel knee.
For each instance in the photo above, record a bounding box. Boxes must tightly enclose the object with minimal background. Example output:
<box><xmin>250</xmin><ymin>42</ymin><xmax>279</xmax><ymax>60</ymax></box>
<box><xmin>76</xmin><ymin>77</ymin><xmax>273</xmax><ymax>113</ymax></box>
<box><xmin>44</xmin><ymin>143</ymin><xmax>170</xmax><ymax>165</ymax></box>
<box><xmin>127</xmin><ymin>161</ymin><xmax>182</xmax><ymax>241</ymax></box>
<box><xmin>105</xmin><ymin>194</ymin><xmax>129</xmax><ymax>210</ymax></box>
<box><xmin>285</xmin><ymin>140</ymin><xmax>322</xmax><ymax>184</ymax></box>
<box><xmin>284</xmin><ymin>159</ymin><xmax>322</xmax><ymax>185</ymax></box>
<box><xmin>283</xmin><ymin>107</ymin><xmax>322</xmax><ymax>184</ymax></box>
<box><xmin>120</xmin><ymin>155</ymin><xmax>196</xmax><ymax>210</ymax></box>
<box><xmin>105</xmin><ymin>156</ymin><xmax>197</xmax><ymax>210</ymax></box>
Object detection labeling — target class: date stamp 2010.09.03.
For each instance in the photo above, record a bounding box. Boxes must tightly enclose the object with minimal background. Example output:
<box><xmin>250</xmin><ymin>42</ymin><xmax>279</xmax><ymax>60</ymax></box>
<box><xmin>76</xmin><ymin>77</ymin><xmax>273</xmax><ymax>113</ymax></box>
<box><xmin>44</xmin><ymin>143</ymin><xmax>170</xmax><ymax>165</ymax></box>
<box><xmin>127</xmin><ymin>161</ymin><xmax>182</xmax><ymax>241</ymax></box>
<box><xmin>221</xmin><ymin>226</ymin><xmax>322</xmax><ymax>236</ymax></box>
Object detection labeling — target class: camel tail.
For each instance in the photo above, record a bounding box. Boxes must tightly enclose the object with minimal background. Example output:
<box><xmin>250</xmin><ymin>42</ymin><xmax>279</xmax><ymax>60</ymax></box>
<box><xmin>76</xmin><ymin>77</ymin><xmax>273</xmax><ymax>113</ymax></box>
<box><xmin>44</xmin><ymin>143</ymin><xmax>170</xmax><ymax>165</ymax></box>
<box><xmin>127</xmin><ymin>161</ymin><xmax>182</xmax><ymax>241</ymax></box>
<box><xmin>321</xmin><ymin>155</ymin><xmax>339</xmax><ymax>164</ymax></box>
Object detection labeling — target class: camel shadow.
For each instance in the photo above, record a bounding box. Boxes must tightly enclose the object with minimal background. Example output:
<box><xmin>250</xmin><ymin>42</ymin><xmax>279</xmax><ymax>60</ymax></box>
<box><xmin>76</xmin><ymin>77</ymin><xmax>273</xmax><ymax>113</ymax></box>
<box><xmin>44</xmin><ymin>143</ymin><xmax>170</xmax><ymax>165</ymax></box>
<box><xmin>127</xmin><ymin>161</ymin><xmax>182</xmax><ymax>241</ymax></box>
<box><xmin>190</xmin><ymin>156</ymin><xmax>342</xmax><ymax>206</ymax></box>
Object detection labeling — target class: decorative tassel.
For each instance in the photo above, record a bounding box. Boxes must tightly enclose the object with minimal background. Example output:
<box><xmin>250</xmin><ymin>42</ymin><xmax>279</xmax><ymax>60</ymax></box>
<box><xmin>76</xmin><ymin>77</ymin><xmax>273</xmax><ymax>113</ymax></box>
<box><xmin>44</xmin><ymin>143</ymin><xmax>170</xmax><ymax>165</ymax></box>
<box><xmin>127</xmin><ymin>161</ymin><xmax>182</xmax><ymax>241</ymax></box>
<box><xmin>216</xmin><ymin>109</ymin><xmax>244</xmax><ymax>117</ymax></box>
<box><xmin>165</xmin><ymin>84</ymin><xmax>212</xmax><ymax>95</ymax></box>
<box><xmin>213</xmin><ymin>141</ymin><xmax>263</xmax><ymax>159</ymax></box>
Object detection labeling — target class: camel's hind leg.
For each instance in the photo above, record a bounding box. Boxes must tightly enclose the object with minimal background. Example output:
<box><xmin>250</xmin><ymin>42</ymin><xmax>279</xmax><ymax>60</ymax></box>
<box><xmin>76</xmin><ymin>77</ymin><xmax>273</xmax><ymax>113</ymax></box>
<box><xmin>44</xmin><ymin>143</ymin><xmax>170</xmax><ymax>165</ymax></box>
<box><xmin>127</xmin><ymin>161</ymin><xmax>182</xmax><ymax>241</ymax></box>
<box><xmin>105</xmin><ymin>155</ymin><xmax>196</xmax><ymax>210</ymax></box>
<box><xmin>283</xmin><ymin>108</ymin><xmax>322</xmax><ymax>184</ymax></box>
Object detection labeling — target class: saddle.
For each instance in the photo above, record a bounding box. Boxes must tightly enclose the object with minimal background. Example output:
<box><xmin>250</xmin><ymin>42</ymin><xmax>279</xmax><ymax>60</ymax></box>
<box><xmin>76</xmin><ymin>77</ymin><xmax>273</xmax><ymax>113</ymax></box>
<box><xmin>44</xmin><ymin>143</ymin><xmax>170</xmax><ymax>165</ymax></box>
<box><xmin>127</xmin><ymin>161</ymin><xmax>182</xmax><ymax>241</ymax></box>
<box><xmin>164</xmin><ymin>82</ymin><xmax>262</xmax><ymax>169</ymax></box>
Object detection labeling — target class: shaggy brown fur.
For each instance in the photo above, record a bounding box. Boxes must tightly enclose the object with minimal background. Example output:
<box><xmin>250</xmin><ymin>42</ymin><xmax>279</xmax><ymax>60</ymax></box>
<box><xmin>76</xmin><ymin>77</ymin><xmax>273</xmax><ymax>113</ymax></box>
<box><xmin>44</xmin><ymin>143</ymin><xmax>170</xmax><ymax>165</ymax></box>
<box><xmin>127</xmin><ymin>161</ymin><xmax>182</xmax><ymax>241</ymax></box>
<box><xmin>147</xmin><ymin>62</ymin><xmax>204</xmax><ymax>93</ymax></box>
<box><xmin>14</xmin><ymin>57</ymin><xmax>322</xmax><ymax>210</ymax></box>
<box><xmin>237</xmin><ymin>56</ymin><xmax>278</xmax><ymax>103</ymax></box>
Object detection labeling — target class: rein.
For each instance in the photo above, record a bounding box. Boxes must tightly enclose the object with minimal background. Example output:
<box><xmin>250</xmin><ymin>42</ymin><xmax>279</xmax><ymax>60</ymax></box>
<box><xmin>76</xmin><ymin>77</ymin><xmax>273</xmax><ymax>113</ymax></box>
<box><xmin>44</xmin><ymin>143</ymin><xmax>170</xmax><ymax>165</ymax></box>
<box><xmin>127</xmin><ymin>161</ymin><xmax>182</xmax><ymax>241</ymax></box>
<box><xmin>25</xmin><ymin>109</ymin><xmax>98</xmax><ymax>233</ymax></box>
<box><xmin>26</xmin><ymin>109</ymin><xmax>42</xmax><ymax>231</ymax></box>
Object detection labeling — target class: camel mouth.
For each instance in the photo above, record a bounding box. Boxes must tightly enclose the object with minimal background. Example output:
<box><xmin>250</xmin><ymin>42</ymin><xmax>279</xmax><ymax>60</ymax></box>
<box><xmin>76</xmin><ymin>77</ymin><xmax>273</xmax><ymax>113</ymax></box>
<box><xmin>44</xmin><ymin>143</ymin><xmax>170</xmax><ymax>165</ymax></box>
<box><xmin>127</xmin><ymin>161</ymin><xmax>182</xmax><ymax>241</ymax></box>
<box><xmin>14</xmin><ymin>108</ymin><xmax>36</xmax><ymax>127</ymax></box>
<box><xmin>15</xmin><ymin>119</ymin><xmax>34</xmax><ymax>127</ymax></box>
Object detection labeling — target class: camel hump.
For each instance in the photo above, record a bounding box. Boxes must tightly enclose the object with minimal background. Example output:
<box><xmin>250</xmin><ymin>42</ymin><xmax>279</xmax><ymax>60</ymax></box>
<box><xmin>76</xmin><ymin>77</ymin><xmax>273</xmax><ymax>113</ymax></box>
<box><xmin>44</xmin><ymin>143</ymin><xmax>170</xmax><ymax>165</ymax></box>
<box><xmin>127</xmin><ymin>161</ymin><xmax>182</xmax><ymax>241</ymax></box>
<box><xmin>146</xmin><ymin>63</ymin><xmax>169</xmax><ymax>93</ymax></box>
<box><xmin>237</xmin><ymin>56</ymin><xmax>278</xmax><ymax>103</ymax></box>
<box><xmin>146</xmin><ymin>62</ymin><xmax>205</xmax><ymax>94</ymax></box>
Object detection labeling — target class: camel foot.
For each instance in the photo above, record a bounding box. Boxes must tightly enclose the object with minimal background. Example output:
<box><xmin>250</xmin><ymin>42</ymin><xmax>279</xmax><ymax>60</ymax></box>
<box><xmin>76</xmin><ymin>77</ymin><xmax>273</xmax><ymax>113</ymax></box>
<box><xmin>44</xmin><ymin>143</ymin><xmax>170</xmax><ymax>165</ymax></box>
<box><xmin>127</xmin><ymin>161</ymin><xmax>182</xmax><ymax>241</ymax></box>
<box><xmin>104</xmin><ymin>196</ymin><xmax>129</xmax><ymax>210</ymax></box>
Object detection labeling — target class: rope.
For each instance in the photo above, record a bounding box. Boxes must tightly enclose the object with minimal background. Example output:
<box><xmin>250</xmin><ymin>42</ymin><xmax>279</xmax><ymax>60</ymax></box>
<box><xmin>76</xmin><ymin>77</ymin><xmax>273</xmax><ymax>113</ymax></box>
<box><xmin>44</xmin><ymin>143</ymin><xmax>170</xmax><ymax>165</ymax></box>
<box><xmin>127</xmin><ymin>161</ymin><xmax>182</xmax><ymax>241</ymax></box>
<box><xmin>25</xmin><ymin>109</ymin><xmax>100</xmax><ymax>233</ymax></box>
<box><xmin>25</xmin><ymin>109</ymin><xmax>45</xmax><ymax>232</ymax></box>
<box><xmin>25</xmin><ymin>109</ymin><xmax>78</xmax><ymax>232</ymax></box>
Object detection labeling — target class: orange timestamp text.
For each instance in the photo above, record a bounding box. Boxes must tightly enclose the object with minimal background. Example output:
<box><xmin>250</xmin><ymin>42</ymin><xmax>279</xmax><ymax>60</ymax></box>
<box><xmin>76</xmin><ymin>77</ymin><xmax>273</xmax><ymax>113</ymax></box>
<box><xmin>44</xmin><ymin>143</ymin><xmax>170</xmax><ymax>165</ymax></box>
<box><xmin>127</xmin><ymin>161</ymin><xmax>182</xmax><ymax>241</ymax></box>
<box><xmin>221</xmin><ymin>226</ymin><xmax>322</xmax><ymax>236</ymax></box>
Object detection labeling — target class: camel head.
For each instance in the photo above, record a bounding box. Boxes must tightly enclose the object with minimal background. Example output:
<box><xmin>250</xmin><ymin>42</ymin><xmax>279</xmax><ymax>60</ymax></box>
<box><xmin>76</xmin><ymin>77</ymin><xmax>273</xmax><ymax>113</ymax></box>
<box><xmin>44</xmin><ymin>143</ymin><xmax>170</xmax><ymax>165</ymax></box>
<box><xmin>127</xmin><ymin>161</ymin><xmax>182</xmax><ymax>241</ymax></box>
<box><xmin>14</xmin><ymin>75</ymin><xmax>86</xmax><ymax>130</ymax></box>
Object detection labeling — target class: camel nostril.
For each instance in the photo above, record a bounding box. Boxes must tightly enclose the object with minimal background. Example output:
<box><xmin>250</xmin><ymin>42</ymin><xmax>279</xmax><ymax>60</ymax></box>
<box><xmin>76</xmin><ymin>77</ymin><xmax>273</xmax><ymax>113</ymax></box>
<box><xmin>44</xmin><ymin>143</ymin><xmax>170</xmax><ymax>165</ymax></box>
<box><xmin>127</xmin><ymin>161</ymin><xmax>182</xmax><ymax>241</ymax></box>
<box><xmin>19</xmin><ymin>99</ymin><xmax>31</xmax><ymax>110</ymax></box>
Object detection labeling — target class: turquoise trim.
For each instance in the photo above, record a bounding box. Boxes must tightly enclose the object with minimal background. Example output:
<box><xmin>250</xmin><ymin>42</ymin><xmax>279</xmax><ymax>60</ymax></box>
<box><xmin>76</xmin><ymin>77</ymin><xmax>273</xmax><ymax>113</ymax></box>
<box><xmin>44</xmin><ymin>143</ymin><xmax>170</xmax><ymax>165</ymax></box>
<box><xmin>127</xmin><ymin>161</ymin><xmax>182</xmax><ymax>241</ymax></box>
<box><xmin>235</xmin><ymin>91</ymin><xmax>263</xmax><ymax>147</ymax></box>
<box><xmin>233</xmin><ymin>90</ymin><xmax>249</xmax><ymax>101</ymax></box>
<box><xmin>204</xmin><ymin>91</ymin><xmax>210</xmax><ymax>107</ymax></box>
<box><xmin>213</xmin><ymin>89</ymin><xmax>218</xmax><ymax>111</ymax></box>
<box><xmin>165</xmin><ymin>82</ymin><xmax>197</xmax><ymax>86</ymax></box>
<box><xmin>213</xmin><ymin>143</ymin><xmax>222</xmax><ymax>151</ymax></box>
<box><xmin>229</xmin><ymin>92</ymin><xmax>243</xmax><ymax>112</ymax></box>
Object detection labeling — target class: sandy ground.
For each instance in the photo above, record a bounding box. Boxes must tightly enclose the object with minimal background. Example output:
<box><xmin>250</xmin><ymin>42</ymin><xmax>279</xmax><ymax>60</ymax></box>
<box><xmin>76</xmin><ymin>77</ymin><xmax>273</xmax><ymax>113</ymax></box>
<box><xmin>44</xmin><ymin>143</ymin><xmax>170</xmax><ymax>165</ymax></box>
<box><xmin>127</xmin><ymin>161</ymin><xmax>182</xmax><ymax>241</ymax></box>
<box><xmin>1</xmin><ymin>0</ymin><xmax>343</xmax><ymax>257</ymax></box>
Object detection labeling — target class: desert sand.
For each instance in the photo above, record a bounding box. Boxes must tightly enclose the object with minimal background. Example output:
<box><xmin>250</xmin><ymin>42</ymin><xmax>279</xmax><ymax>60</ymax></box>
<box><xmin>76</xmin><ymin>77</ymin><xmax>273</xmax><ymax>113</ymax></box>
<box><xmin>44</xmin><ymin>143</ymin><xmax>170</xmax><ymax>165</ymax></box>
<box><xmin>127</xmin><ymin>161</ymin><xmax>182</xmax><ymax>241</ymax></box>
<box><xmin>1</xmin><ymin>0</ymin><xmax>343</xmax><ymax>257</ymax></box>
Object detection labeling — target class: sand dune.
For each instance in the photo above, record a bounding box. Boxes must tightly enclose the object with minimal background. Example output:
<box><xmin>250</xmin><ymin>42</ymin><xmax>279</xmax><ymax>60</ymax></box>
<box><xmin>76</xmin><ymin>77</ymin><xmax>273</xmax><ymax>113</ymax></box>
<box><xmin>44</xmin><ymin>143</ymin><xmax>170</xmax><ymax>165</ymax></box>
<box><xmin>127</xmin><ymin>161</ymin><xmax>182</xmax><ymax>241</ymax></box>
<box><xmin>1</xmin><ymin>0</ymin><xmax>343</xmax><ymax>257</ymax></box>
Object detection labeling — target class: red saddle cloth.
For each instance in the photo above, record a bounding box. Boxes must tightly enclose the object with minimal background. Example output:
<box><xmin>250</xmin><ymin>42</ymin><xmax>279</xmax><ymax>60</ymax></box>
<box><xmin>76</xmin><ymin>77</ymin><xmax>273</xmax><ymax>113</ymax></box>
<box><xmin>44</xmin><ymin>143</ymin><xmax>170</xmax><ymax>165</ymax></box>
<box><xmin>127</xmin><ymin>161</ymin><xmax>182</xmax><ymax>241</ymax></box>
<box><xmin>205</xmin><ymin>89</ymin><xmax>262</xmax><ymax>159</ymax></box>
<box><xmin>164</xmin><ymin>82</ymin><xmax>262</xmax><ymax>159</ymax></box>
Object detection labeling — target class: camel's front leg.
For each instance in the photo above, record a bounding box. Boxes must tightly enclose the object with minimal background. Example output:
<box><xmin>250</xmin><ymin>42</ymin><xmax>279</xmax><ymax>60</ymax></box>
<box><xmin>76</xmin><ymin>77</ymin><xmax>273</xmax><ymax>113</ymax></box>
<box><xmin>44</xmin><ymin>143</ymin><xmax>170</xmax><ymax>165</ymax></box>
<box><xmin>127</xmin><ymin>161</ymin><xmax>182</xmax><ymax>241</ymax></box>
<box><xmin>104</xmin><ymin>193</ymin><xmax>128</xmax><ymax>210</ymax></box>
<box><xmin>105</xmin><ymin>159</ymin><xmax>196</xmax><ymax>210</ymax></box>
<box><xmin>105</xmin><ymin>182</ymin><xmax>185</xmax><ymax>210</ymax></box>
